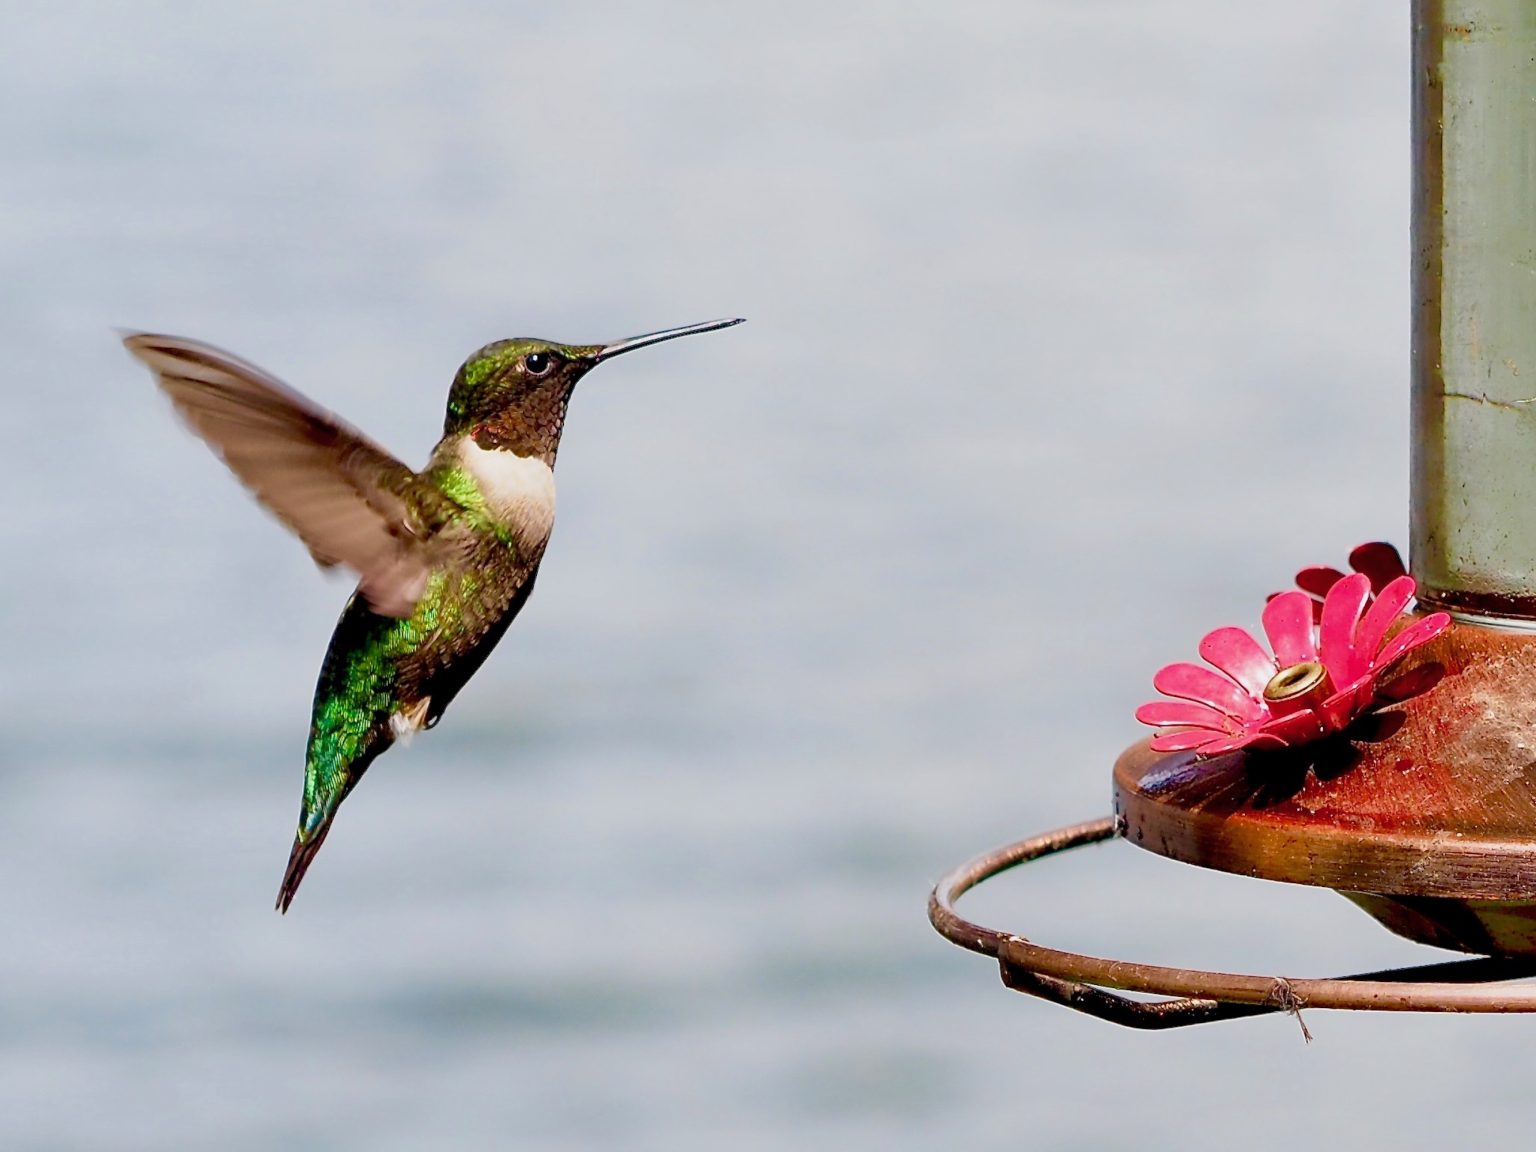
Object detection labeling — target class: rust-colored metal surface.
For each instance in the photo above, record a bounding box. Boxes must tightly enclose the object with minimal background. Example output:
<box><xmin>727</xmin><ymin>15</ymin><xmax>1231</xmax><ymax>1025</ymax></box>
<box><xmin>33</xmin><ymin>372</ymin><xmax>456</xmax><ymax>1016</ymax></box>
<box><xmin>1341</xmin><ymin>891</ymin><xmax>1536</xmax><ymax>956</ymax></box>
<box><xmin>928</xmin><ymin>817</ymin><xmax>1536</xmax><ymax>1030</ymax></box>
<box><xmin>1117</xmin><ymin>618</ymin><xmax>1536</xmax><ymax>952</ymax></box>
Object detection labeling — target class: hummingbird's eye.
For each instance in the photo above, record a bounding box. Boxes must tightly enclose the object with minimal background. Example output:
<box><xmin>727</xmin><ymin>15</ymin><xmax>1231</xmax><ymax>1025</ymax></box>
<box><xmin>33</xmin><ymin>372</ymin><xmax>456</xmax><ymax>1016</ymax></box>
<box><xmin>523</xmin><ymin>351</ymin><xmax>555</xmax><ymax>377</ymax></box>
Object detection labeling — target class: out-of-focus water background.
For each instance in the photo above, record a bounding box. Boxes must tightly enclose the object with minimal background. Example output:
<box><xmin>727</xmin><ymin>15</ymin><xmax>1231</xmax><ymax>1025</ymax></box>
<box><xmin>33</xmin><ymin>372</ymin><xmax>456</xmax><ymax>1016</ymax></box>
<box><xmin>2</xmin><ymin>4</ymin><xmax>1520</xmax><ymax>1149</ymax></box>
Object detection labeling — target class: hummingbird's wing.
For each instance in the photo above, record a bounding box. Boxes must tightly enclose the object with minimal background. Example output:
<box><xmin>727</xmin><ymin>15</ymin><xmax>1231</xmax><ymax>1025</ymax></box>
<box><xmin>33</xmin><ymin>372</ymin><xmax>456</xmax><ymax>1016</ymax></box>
<box><xmin>125</xmin><ymin>333</ymin><xmax>457</xmax><ymax>618</ymax></box>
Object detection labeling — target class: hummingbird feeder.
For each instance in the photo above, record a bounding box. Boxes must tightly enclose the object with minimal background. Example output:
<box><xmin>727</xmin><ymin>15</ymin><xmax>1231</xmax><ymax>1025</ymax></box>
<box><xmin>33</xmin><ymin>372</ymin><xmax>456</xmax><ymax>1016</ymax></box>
<box><xmin>929</xmin><ymin>3</ymin><xmax>1536</xmax><ymax>1028</ymax></box>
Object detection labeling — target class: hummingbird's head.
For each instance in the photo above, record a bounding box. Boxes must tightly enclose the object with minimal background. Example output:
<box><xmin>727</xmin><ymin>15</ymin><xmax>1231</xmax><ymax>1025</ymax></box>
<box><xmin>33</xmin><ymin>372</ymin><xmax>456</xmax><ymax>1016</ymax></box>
<box><xmin>444</xmin><ymin>319</ymin><xmax>743</xmax><ymax>462</ymax></box>
<box><xmin>444</xmin><ymin>337</ymin><xmax>596</xmax><ymax>453</ymax></box>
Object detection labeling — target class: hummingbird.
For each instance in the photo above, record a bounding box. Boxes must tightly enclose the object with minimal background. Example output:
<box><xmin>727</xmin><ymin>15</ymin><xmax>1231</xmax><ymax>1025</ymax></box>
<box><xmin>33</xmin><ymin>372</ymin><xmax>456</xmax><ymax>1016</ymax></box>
<box><xmin>125</xmin><ymin>318</ymin><xmax>743</xmax><ymax>912</ymax></box>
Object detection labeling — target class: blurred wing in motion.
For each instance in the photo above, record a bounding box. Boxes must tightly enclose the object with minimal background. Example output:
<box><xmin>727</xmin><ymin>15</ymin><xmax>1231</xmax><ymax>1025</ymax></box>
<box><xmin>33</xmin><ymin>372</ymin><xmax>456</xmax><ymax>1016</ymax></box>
<box><xmin>125</xmin><ymin>333</ymin><xmax>456</xmax><ymax>618</ymax></box>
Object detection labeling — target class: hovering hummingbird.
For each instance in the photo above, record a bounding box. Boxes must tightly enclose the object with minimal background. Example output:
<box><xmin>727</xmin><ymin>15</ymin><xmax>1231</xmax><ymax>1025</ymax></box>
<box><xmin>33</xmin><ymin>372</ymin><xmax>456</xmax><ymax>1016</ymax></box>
<box><xmin>125</xmin><ymin>318</ymin><xmax>743</xmax><ymax>911</ymax></box>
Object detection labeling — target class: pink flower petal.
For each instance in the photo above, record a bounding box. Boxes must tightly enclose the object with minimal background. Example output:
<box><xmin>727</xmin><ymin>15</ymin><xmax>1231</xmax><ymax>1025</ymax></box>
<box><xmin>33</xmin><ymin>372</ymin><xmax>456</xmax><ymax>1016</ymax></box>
<box><xmin>1351</xmin><ymin>575</ymin><xmax>1417</xmax><ymax>672</ymax></box>
<box><xmin>1348</xmin><ymin>541</ymin><xmax>1408</xmax><ymax>593</ymax></box>
<box><xmin>1197</xmin><ymin>627</ymin><xmax>1277</xmax><ymax>698</ymax></box>
<box><xmin>1135</xmin><ymin>700</ymin><xmax>1235</xmax><ymax>730</ymax></box>
<box><xmin>1378</xmin><ymin>661</ymin><xmax>1444</xmax><ymax>701</ymax></box>
<box><xmin>1264</xmin><ymin>591</ymin><xmax>1320</xmax><ymax>626</ymax></box>
<box><xmin>1152</xmin><ymin>663</ymin><xmax>1265</xmax><ymax>723</ymax></box>
<box><xmin>1242</xmin><ymin>732</ymin><xmax>1292</xmax><ymax>751</ymax></box>
<box><xmin>1195</xmin><ymin>732</ymin><xmax>1264</xmax><ymax>756</ymax></box>
<box><xmin>1262</xmin><ymin>591</ymin><xmax>1319</xmax><ymax>667</ymax></box>
<box><xmin>1319</xmin><ymin>573</ymin><xmax>1371</xmax><ymax>687</ymax></box>
<box><xmin>1258</xmin><ymin>709</ymin><xmax>1327</xmax><ymax>746</ymax></box>
<box><xmin>1295</xmin><ymin>565</ymin><xmax>1345</xmax><ymax>599</ymax></box>
<box><xmin>1150</xmin><ymin>728</ymin><xmax>1225</xmax><ymax>753</ymax></box>
<box><xmin>1374</xmin><ymin>612</ymin><xmax>1452</xmax><ymax>669</ymax></box>
<box><xmin>1319</xmin><ymin>682</ymin><xmax>1372</xmax><ymax>732</ymax></box>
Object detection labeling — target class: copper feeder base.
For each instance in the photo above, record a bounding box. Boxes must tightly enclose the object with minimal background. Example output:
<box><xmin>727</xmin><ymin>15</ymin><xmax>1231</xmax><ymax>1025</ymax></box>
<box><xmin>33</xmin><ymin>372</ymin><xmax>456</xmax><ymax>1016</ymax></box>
<box><xmin>1116</xmin><ymin>616</ymin><xmax>1536</xmax><ymax>957</ymax></box>
<box><xmin>930</xmin><ymin>617</ymin><xmax>1536</xmax><ymax>1027</ymax></box>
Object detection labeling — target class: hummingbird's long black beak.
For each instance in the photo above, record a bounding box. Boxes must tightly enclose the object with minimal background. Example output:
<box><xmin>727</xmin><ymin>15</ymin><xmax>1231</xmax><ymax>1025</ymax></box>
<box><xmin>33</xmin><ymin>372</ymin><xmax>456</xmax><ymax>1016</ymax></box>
<box><xmin>591</xmin><ymin>317</ymin><xmax>744</xmax><ymax>362</ymax></box>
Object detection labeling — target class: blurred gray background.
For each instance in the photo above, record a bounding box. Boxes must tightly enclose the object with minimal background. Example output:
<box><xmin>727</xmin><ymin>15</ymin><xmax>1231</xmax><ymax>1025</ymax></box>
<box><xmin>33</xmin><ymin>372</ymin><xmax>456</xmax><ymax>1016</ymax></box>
<box><xmin>2</xmin><ymin>4</ymin><xmax>1513</xmax><ymax>1150</ymax></box>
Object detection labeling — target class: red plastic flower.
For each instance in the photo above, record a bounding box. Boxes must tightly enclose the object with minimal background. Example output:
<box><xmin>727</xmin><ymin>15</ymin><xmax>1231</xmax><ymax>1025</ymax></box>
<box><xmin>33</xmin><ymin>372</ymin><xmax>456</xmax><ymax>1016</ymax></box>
<box><xmin>1137</xmin><ymin>571</ymin><xmax>1451</xmax><ymax>756</ymax></box>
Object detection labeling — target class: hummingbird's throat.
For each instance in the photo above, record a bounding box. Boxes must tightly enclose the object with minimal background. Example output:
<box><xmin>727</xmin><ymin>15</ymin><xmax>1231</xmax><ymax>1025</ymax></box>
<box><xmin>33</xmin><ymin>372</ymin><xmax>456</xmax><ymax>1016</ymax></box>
<box><xmin>455</xmin><ymin>436</ymin><xmax>558</xmax><ymax>551</ymax></box>
<box><xmin>468</xmin><ymin>413</ymin><xmax>563</xmax><ymax>465</ymax></box>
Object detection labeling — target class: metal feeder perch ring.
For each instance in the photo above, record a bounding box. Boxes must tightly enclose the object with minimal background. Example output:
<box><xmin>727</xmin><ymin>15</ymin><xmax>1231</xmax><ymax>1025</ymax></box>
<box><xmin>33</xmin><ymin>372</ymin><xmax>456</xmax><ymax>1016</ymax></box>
<box><xmin>929</xmin><ymin>817</ymin><xmax>1536</xmax><ymax>1030</ymax></box>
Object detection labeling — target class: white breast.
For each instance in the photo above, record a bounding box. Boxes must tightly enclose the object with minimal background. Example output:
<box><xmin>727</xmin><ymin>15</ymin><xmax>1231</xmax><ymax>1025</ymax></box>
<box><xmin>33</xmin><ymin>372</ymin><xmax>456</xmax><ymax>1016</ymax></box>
<box><xmin>457</xmin><ymin>439</ymin><xmax>557</xmax><ymax>550</ymax></box>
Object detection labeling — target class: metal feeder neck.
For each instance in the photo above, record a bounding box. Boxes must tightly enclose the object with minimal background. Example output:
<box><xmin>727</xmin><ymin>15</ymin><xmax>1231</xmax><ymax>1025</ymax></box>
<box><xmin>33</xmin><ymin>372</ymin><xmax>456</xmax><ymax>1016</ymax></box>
<box><xmin>1412</xmin><ymin>2</ymin><xmax>1536</xmax><ymax>620</ymax></box>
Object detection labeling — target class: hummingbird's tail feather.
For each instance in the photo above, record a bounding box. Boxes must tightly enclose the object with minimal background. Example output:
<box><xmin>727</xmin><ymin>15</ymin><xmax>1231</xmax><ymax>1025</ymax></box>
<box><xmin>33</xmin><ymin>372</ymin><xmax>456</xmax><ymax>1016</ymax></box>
<box><xmin>276</xmin><ymin>820</ymin><xmax>333</xmax><ymax>914</ymax></box>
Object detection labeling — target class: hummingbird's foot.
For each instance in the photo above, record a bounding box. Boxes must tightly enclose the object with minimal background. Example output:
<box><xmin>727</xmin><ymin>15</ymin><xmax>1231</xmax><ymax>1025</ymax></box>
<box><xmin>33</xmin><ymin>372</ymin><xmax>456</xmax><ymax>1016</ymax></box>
<box><xmin>388</xmin><ymin>697</ymin><xmax>431</xmax><ymax>745</ymax></box>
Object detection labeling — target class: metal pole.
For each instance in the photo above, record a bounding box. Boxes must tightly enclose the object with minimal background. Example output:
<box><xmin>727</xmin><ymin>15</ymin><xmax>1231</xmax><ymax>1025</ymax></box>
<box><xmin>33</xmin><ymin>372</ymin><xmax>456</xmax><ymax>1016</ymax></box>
<box><xmin>1412</xmin><ymin>2</ymin><xmax>1536</xmax><ymax>620</ymax></box>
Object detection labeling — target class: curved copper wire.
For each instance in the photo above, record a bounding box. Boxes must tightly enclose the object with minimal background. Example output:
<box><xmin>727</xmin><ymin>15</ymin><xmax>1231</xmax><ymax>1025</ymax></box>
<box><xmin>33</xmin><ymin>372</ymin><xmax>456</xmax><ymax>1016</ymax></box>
<box><xmin>929</xmin><ymin>817</ymin><xmax>1536</xmax><ymax>1029</ymax></box>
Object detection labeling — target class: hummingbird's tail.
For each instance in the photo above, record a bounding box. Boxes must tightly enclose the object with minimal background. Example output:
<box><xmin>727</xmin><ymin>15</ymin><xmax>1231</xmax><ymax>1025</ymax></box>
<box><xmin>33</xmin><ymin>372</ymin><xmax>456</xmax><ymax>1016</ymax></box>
<box><xmin>276</xmin><ymin>819</ymin><xmax>334</xmax><ymax>914</ymax></box>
